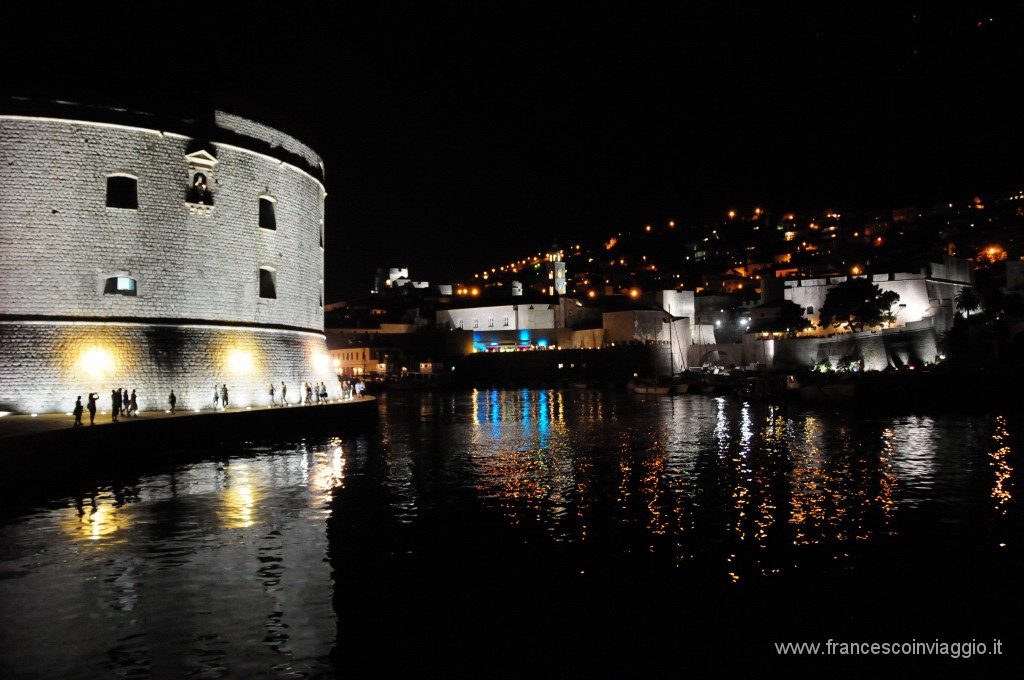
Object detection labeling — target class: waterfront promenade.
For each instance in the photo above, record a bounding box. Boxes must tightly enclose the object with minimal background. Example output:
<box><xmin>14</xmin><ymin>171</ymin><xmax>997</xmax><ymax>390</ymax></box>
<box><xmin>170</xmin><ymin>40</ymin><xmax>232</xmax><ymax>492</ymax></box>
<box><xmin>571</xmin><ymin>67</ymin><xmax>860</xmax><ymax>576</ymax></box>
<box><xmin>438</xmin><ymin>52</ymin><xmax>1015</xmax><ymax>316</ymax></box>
<box><xmin>0</xmin><ymin>397</ymin><xmax>378</xmax><ymax>496</ymax></box>
<box><xmin>0</xmin><ymin>398</ymin><xmax>372</xmax><ymax>440</ymax></box>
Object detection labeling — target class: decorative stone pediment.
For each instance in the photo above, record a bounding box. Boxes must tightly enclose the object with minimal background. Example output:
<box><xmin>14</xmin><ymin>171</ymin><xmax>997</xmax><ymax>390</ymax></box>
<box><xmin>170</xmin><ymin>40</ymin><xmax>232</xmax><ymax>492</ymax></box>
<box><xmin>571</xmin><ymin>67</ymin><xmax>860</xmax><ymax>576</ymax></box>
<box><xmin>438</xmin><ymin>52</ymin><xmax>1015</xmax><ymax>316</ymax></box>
<box><xmin>185</xmin><ymin>150</ymin><xmax>218</xmax><ymax>172</ymax></box>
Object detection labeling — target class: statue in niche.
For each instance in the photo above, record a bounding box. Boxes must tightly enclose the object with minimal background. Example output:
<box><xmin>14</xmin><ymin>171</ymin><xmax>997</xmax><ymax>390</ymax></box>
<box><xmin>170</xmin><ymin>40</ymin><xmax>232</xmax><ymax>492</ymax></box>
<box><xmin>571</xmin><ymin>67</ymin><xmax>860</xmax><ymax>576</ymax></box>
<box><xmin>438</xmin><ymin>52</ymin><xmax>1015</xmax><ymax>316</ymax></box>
<box><xmin>188</xmin><ymin>172</ymin><xmax>214</xmax><ymax>205</ymax></box>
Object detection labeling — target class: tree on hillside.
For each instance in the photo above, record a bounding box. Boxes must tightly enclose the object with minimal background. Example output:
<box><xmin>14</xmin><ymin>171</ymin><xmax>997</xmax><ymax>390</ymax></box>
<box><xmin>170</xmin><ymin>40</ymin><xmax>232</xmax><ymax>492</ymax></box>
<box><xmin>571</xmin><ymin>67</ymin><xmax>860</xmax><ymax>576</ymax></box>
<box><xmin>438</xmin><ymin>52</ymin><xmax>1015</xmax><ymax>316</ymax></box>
<box><xmin>954</xmin><ymin>286</ymin><xmax>981</xmax><ymax>318</ymax></box>
<box><xmin>817</xmin><ymin>278</ymin><xmax>900</xmax><ymax>332</ymax></box>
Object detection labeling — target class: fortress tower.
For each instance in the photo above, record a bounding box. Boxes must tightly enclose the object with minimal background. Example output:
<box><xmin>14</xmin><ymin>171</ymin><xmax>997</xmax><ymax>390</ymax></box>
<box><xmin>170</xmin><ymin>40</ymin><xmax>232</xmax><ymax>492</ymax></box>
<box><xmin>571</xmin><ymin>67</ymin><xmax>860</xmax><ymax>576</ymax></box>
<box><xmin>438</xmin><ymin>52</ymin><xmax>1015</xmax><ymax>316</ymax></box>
<box><xmin>0</xmin><ymin>99</ymin><xmax>335</xmax><ymax>413</ymax></box>
<box><xmin>545</xmin><ymin>243</ymin><xmax>566</xmax><ymax>296</ymax></box>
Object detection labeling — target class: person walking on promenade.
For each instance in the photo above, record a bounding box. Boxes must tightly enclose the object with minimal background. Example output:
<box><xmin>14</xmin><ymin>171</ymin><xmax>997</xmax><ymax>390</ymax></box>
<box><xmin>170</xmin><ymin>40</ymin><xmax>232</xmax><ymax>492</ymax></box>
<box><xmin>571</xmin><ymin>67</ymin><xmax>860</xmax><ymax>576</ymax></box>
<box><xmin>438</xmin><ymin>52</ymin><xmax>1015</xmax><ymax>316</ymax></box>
<box><xmin>169</xmin><ymin>390</ymin><xmax>177</xmax><ymax>414</ymax></box>
<box><xmin>269</xmin><ymin>382</ymin><xmax>276</xmax><ymax>406</ymax></box>
<box><xmin>72</xmin><ymin>396</ymin><xmax>84</xmax><ymax>427</ymax></box>
<box><xmin>320</xmin><ymin>382</ymin><xmax>328</xmax><ymax>403</ymax></box>
<box><xmin>304</xmin><ymin>382</ymin><xmax>312</xmax><ymax>405</ymax></box>
<box><xmin>281</xmin><ymin>381</ymin><xmax>287</xmax><ymax>406</ymax></box>
<box><xmin>122</xmin><ymin>389</ymin><xmax>130</xmax><ymax>417</ymax></box>
<box><xmin>221</xmin><ymin>384</ymin><xmax>229</xmax><ymax>409</ymax></box>
<box><xmin>112</xmin><ymin>389</ymin><xmax>121</xmax><ymax>422</ymax></box>
<box><xmin>129</xmin><ymin>389</ymin><xmax>138</xmax><ymax>417</ymax></box>
<box><xmin>213</xmin><ymin>385</ymin><xmax>220</xmax><ymax>410</ymax></box>
<box><xmin>87</xmin><ymin>392</ymin><xmax>98</xmax><ymax>425</ymax></box>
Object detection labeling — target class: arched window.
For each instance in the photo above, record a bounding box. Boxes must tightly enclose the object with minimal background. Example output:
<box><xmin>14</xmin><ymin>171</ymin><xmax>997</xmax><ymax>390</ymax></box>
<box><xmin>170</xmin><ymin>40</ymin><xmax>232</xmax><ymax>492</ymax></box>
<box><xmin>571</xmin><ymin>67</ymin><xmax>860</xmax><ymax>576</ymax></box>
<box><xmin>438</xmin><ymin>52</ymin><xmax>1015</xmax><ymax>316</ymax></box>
<box><xmin>104</xmin><ymin>275</ymin><xmax>137</xmax><ymax>296</ymax></box>
<box><xmin>106</xmin><ymin>175</ymin><xmax>138</xmax><ymax>209</ymax></box>
<box><xmin>259</xmin><ymin>267</ymin><xmax>277</xmax><ymax>299</ymax></box>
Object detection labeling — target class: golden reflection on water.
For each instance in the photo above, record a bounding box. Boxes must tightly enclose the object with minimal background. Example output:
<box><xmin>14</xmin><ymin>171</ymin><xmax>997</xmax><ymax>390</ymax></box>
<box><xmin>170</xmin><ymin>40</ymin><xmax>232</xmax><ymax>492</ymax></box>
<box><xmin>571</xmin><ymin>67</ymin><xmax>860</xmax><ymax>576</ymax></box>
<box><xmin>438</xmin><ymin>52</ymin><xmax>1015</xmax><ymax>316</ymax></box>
<box><xmin>459</xmin><ymin>390</ymin><xmax>993</xmax><ymax>582</ymax></box>
<box><xmin>67</xmin><ymin>495</ymin><xmax>128</xmax><ymax>543</ymax></box>
<box><xmin>990</xmin><ymin>415</ymin><xmax>1013</xmax><ymax>513</ymax></box>
<box><xmin>222</xmin><ymin>463</ymin><xmax>257</xmax><ymax>529</ymax></box>
<box><xmin>877</xmin><ymin>427</ymin><xmax>899</xmax><ymax>526</ymax></box>
<box><xmin>785</xmin><ymin>415</ymin><xmax>896</xmax><ymax>551</ymax></box>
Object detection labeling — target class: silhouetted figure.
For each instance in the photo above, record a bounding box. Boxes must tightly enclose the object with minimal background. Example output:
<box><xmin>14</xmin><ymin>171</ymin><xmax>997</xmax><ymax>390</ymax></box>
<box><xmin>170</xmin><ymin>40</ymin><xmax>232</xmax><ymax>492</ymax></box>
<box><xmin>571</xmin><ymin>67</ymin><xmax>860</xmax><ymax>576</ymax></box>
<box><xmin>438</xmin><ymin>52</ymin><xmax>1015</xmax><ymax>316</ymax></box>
<box><xmin>221</xmin><ymin>384</ymin><xmax>229</xmax><ymax>409</ymax></box>
<box><xmin>320</xmin><ymin>382</ymin><xmax>327</xmax><ymax>403</ymax></box>
<box><xmin>189</xmin><ymin>172</ymin><xmax>212</xmax><ymax>205</ymax></box>
<box><xmin>87</xmin><ymin>392</ymin><xmax>98</xmax><ymax>425</ymax></box>
<box><xmin>129</xmin><ymin>389</ymin><xmax>138</xmax><ymax>417</ymax></box>
<box><xmin>122</xmin><ymin>389</ymin><xmax>129</xmax><ymax>416</ymax></box>
<box><xmin>281</xmin><ymin>381</ymin><xmax>287</xmax><ymax>405</ymax></box>
<box><xmin>269</xmin><ymin>382</ymin><xmax>276</xmax><ymax>406</ymax></box>
<box><xmin>73</xmin><ymin>396</ymin><xmax>83</xmax><ymax>427</ymax></box>
<box><xmin>169</xmin><ymin>390</ymin><xmax>176</xmax><ymax>414</ymax></box>
<box><xmin>213</xmin><ymin>386</ymin><xmax>220</xmax><ymax>410</ymax></box>
<box><xmin>305</xmin><ymin>382</ymin><xmax>312</xmax><ymax>404</ymax></box>
<box><xmin>112</xmin><ymin>389</ymin><xmax>121</xmax><ymax>422</ymax></box>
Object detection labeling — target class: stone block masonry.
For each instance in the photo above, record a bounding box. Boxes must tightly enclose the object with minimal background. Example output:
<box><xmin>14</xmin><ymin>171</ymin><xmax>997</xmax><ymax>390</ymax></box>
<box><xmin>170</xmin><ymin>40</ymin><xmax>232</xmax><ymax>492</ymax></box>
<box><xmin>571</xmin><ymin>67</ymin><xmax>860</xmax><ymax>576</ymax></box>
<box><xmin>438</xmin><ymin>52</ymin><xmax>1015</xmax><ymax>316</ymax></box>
<box><xmin>0</xmin><ymin>102</ymin><xmax>332</xmax><ymax>414</ymax></box>
<box><xmin>0</xmin><ymin>321</ymin><xmax>336</xmax><ymax>414</ymax></box>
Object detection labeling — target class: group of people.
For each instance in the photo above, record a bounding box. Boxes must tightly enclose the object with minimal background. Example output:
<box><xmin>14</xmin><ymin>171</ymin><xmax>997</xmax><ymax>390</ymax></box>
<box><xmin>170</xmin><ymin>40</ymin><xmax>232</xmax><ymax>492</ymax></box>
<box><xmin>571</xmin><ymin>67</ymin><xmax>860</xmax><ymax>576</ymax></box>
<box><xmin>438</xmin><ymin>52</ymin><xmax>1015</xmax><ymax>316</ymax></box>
<box><xmin>110</xmin><ymin>388</ymin><xmax>139</xmax><ymax>421</ymax></box>
<box><xmin>72</xmin><ymin>393</ymin><xmax>99</xmax><ymax>426</ymax></box>
<box><xmin>212</xmin><ymin>384</ymin><xmax>230</xmax><ymax>410</ymax></box>
<box><xmin>340</xmin><ymin>378</ymin><xmax>366</xmax><ymax>400</ymax></box>
<box><xmin>73</xmin><ymin>388</ymin><xmax>139</xmax><ymax>426</ymax></box>
<box><xmin>265</xmin><ymin>379</ymin><xmax>365</xmax><ymax>406</ymax></box>
<box><xmin>72</xmin><ymin>376</ymin><xmax>366</xmax><ymax>426</ymax></box>
<box><xmin>303</xmin><ymin>381</ymin><xmax>330</xmax><ymax>405</ymax></box>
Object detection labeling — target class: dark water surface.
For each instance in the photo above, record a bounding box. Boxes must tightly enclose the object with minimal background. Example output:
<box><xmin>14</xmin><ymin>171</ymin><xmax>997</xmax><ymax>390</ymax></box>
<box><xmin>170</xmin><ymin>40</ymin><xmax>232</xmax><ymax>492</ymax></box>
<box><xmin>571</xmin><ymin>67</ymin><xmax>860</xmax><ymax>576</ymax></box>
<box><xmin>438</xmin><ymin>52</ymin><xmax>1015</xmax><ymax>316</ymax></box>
<box><xmin>1</xmin><ymin>389</ymin><xmax>1020</xmax><ymax>677</ymax></box>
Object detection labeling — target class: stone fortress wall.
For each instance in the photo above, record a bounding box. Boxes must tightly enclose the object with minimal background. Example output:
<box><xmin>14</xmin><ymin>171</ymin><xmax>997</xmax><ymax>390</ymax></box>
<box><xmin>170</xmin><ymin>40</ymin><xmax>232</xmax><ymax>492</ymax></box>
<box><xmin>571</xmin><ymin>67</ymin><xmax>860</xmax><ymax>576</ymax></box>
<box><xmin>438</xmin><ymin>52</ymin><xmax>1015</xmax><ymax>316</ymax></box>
<box><xmin>0</xmin><ymin>101</ymin><xmax>336</xmax><ymax>413</ymax></box>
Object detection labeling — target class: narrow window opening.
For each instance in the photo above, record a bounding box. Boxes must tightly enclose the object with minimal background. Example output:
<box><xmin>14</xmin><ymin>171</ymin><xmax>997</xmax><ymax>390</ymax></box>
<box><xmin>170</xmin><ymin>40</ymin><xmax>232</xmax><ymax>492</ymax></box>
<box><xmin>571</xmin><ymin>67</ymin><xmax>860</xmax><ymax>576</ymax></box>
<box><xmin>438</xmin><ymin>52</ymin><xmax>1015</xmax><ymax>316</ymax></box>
<box><xmin>259</xmin><ymin>197</ymin><xmax>277</xmax><ymax>230</ymax></box>
<box><xmin>259</xmin><ymin>268</ymin><xmax>277</xmax><ymax>299</ymax></box>
<box><xmin>106</xmin><ymin>175</ymin><xmax>138</xmax><ymax>209</ymax></box>
<box><xmin>104</xmin><ymin>276</ymin><xmax>137</xmax><ymax>296</ymax></box>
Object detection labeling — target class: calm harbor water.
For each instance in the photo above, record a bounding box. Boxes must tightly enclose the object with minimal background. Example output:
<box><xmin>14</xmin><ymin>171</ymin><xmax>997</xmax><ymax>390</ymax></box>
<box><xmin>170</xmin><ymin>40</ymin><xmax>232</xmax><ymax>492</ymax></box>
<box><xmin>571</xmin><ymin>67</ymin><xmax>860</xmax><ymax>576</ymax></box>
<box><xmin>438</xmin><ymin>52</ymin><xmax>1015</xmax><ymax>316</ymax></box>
<box><xmin>1</xmin><ymin>389</ymin><xmax>1020</xmax><ymax>677</ymax></box>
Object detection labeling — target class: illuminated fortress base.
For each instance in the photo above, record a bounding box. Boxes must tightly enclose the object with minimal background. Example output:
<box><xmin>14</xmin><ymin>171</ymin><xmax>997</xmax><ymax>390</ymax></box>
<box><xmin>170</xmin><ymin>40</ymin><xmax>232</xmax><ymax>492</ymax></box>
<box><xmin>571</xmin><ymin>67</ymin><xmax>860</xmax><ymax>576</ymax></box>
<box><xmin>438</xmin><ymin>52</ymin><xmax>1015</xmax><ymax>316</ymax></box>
<box><xmin>0</xmin><ymin>322</ymin><xmax>332</xmax><ymax>413</ymax></box>
<box><xmin>0</xmin><ymin>100</ymin><xmax>334</xmax><ymax>414</ymax></box>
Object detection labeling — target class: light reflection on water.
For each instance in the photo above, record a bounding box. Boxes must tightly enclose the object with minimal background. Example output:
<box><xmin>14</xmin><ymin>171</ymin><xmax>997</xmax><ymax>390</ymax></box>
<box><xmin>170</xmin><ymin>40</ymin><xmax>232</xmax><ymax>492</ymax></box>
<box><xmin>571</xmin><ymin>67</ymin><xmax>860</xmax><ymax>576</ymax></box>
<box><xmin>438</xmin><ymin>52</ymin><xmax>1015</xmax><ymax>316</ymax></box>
<box><xmin>0</xmin><ymin>444</ymin><xmax>346</xmax><ymax>679</ymax></box>
<box><xmin>0</xmin><ymin>389</ymin><xmax>1020</xmax><ymax>676</ymax></box>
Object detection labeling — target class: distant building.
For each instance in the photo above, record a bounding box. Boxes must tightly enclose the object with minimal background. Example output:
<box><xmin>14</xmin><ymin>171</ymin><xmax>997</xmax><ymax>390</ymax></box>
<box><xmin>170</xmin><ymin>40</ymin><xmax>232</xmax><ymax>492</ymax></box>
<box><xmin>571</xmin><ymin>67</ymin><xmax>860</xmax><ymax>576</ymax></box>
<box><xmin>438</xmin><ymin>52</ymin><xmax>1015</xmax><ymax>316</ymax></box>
<box><xmin>544</xmin><ymin>244</ymin><xmax>567</xmax><ymax>296</ymax></box>
<box><xmin>784</xmin><ymin>256</ymin><xmax>973</xmax><ymax>335</ymax></box>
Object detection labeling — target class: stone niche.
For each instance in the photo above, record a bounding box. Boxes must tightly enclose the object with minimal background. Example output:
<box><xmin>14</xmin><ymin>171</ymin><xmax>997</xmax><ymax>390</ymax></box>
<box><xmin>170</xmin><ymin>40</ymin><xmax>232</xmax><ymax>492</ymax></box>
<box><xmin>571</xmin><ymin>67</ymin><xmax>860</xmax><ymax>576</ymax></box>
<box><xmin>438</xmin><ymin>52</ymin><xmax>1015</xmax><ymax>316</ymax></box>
<box><xmin>185</xmin><ymin>149</ymin><xmax>218</xmax><ymax>213</ymax></box>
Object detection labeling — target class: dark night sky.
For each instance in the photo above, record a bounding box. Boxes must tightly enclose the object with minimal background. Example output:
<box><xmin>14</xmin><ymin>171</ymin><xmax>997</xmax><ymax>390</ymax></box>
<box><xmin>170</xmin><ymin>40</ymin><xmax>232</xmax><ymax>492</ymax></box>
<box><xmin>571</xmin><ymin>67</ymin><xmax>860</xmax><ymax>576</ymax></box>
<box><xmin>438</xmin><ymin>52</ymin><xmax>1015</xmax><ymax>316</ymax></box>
<box><xmin>5</xmin><ymin>2</ymin><xmax>1024</xmax><ymax>300</ymax></box>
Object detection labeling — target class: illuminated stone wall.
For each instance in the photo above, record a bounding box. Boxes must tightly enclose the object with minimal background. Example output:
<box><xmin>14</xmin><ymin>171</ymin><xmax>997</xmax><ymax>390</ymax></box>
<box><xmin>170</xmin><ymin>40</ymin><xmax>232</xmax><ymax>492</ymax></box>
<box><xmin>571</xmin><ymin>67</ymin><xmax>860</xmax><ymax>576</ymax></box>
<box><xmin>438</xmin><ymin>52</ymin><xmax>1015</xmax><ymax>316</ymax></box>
<box><xmin>773</xmin><ymin>321</ymin><xmax>940</xmax><ymax>371</ymax></box>
<box><xmin>0</xmin><ymin>322</ymin><xmax>335</xmax><ymax>414</ymax></box>
<box><xmin>783</xmin><ymin>258</ymin><xmax>972</xmax><ymax>337</ymax></box>
<box><xmin>0</xmin><ymin>105</ymin><xmax>333</xmax><ymax>413</ymax></box>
